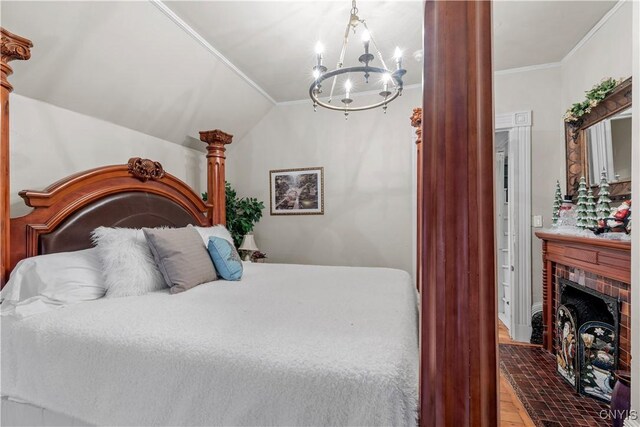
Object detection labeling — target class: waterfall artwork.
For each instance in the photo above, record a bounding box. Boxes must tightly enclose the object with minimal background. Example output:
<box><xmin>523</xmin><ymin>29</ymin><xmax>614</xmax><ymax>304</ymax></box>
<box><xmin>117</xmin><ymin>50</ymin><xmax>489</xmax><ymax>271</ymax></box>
<box><xmin>270</xmin><ymin>167</ymin><xmax>324</xmax><ymax>215</ymax></box>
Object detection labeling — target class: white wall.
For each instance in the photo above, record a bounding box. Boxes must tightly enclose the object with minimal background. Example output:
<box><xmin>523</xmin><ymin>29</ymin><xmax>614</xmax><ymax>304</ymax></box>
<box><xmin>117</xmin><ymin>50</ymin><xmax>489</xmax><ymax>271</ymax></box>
<box><xmin>493</xmin><ymin>0</ymin><xmax>633</xmax><ymax>310</ymax></box>
<box><xmin>561</xmin><ymin>1</ymin><xmax>633</xmax><ymax>110</ymax></box>
<box><xmin>494</xmin><ymin>66</ymin><xmax>564</xmax><ymax>307</ymax></box>
<box><xmin>10</xmin><ymin>94</ymin><xmax>207</xmax><ymax>217</ymax></box>
<box><xmin>226</xmin><ymin>88</ymin><xmax>421</xmax><ymax>275</ymax></box>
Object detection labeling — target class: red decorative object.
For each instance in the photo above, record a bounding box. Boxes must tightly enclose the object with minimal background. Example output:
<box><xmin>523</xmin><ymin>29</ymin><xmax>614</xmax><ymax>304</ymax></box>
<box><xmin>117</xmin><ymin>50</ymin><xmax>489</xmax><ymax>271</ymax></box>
<box><xmin>593</xmin><ymin>200</ymin><xmax>631</xmax><ymax>234</ymax></box>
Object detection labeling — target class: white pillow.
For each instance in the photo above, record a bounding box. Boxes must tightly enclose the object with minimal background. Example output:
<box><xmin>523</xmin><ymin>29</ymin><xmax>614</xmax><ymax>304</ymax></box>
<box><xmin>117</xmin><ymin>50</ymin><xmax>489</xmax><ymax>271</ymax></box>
<box><xmin>190</xmin><ymin>225</ymin><xmax>234</xmax><ymax>246</ymax></box>
<box><xmin>91</xmin><ymin>227</ymin><xmax>166</xmax><ymax>298</ymax></box>
<box><xmin>0</xmin><ymin>248</ymin><xmax>106</xmax><ymax>318</ymax></box>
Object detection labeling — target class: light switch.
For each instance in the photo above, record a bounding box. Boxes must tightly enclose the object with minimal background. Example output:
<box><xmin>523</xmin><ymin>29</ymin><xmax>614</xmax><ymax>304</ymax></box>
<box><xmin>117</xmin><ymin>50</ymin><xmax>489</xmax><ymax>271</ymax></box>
<box><xmin>533</xmin><ymin>215</ymin><xmax>543</xmax><ymax>228</ymax></box>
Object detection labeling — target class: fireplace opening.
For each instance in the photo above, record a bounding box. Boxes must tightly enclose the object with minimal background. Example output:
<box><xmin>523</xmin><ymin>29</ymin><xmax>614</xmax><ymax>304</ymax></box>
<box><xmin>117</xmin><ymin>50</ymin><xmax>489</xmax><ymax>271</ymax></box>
<box><xmin>561</xmin><ymin>285</ymin><xmax>616</xmax><ymax>326</ymax></box>
<box><xmin>556</xmin><ymin>278</ymin><xmax>620</xmax><ymax>402</ymax></box>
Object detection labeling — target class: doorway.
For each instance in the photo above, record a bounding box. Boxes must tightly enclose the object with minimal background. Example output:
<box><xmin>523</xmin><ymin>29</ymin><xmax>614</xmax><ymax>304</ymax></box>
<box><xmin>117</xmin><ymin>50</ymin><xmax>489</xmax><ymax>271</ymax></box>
<box><xmin>495</xmin><ymin>111</ymin><xmax>532</xmax><ymax>343</ymax></box>
<box><xmin>495</xmin><ymin>130</ymin><xmax>511</xmax><ymax>331</ymax></box>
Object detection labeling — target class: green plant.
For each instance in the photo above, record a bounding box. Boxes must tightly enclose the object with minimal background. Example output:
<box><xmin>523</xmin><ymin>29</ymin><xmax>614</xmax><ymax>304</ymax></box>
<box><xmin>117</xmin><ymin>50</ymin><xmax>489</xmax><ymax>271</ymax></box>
<box><xmin>564</xmin><ymin>78</ymin><xmax>622</xmax><ymax>123</ymax></box>
<box><xmin>202</xmin><ymin>182</ymin><xmax>265</xmax><ymax>248</ymax></box>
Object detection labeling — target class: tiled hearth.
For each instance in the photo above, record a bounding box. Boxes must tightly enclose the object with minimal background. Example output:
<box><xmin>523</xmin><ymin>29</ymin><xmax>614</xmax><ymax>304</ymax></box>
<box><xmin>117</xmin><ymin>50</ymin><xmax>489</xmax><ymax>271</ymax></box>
<box><xmin>500</xmin><ymin>344</ymin><xmax>609</xmax><ymax>427</ymax></box>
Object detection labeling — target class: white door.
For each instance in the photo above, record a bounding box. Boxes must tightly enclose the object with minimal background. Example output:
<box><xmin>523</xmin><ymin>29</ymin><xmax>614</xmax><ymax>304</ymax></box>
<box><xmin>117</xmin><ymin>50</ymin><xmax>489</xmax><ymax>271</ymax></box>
<box><xmin>495</xmin><ymin>133</ymin><xmax>512</xmax><ymax>330</ymax></box>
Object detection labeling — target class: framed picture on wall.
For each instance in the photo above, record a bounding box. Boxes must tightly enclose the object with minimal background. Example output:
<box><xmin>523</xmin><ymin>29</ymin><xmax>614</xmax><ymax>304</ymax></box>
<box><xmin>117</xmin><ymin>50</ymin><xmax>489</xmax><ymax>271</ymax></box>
<box><xmin>269</xmin><ymin>167</ymin><xmax>324</xmax><ymax>215</ymax></box>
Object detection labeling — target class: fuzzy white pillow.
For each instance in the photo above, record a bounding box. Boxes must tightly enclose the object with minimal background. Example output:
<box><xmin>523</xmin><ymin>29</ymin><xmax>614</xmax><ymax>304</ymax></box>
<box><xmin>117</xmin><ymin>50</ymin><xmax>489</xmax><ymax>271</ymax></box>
<box><xmin>91</xmin><ymin>227</ymin><xmax>166</xmax><ymax>298</ymax></box>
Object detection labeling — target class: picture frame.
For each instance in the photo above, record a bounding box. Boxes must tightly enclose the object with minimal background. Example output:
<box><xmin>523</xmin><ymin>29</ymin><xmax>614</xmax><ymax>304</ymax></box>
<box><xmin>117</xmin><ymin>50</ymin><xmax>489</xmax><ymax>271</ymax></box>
<box><xmin>269</xmin><ymin>167</ymin><xmax>324</xmax><ymax>215</ymax></box>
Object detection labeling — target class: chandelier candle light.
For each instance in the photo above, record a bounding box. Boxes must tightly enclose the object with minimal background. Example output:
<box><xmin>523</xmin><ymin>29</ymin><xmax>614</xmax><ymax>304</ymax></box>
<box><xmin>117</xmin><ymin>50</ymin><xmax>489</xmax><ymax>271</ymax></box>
<box><xmin>310</xmin><ymin>0</ymin><xmax>406</xmax><ymax>117</ymax></box>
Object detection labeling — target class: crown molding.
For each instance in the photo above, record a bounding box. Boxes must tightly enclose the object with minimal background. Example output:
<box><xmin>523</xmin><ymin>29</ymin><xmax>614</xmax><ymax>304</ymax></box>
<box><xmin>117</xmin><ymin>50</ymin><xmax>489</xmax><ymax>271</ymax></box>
<box><xmin>276</xmin><ymin>83</ymin><xmax>422</xmax><ymax>107</ymax></box>
<box><xmin>149</xmin><ymin>0</ymin><xmax>277</xmax><ymax>105</ymax></box>
<box><xmin>562</xmin><ymin>0</ymin><xmax>627</xmax><ymax>64</ymax></box>
<box><xmin>494</xmin><ymin>62</ymin><xmax>560</xmax><ymax>76</ymax></box>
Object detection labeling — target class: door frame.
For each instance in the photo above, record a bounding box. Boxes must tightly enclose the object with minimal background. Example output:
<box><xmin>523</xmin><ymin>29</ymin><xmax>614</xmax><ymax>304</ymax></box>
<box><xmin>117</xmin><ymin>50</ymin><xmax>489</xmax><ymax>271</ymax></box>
<box><xmin>496</xmin><ymin>111</ymin><xmax>532</xmax><ymax>343</ymax></box>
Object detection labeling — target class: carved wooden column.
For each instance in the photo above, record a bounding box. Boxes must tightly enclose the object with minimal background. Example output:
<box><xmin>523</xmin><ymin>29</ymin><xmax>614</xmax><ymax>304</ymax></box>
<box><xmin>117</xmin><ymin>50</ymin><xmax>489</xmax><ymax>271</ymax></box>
<box><xmin>1</xmin><ymin>28</ymin><xmax>32</xmax><ymax>286</ymax></box>
<box><xmin>411</xmin><ymin>108</ymin><xmax>422</xmax><ymax>291</ymax></box>
<box><xmin>199</xmin><ymin>129</ymin><xmax>233</xmax><ymax>225</ymax></box>
<box><xmin>541</xmin><ymin>240</ymin><xmax>551</xmax><ymax>351</ymax></box>
<box><xmin>420</xmin><ymin>2</ymin><xmax>497</xmax><ymax>426</ymax></box>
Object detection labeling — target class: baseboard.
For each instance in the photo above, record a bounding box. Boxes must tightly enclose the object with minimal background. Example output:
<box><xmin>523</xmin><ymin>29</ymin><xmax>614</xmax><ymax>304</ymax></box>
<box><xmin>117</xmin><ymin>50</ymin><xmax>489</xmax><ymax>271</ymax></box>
<box><xmin>511</xmin><ymin>323</ymin><xmax>532</xmax><ymax>343</ymax></box>
<box><xmin>498</xmin><ymin>312</ymin><xmax>509</xmax><ymax>329</ymax></box>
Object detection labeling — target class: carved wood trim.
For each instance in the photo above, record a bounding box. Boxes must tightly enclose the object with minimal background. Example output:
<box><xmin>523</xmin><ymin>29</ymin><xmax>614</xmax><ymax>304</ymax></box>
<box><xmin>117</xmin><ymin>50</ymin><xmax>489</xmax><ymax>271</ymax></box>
<box><xmin>565</xmin><ymin>77</ymin><xmax>632</xmax><ymax>201</ymax></box>
<box><xmin>421</xmin><ymin>2</ymin><xmax>497</xmax><ymax>425</ymax></box>
<box><xmin>200</xmin><ymin>129</ymin><xmax>233</xmax><ymax>225</ymax></box>
<box><xmin>411</xmin><ymin>107</ymin><xmax>422</xmax><ymax>291</ymax></box>
<box><xmin>1</xmin><ymin>28</ymin><xmax>32</xmax><ymax>92</ymax></box>
<box><xmin>411</xmin><ymin>107</ymin><xmax>422</xmax><ymax>145</ymax></box>
<box><xmin>9</xmin><ymin>163</ymin><xmax>210</xmax><ymax>275</ymax></box>
<box><xmin>541</xmin><ymin>240</ymin><xmax>551</xmax><ymax>351</ymax></box>
<box><xmin>1</xmin><ymin>28</ymin><xmax>32</xmax><ymax>286</ymax></box>
<box><xmin>127</xmin><ymin>157</ymin><xmax>165</xmax><ymax>182</ymax></box>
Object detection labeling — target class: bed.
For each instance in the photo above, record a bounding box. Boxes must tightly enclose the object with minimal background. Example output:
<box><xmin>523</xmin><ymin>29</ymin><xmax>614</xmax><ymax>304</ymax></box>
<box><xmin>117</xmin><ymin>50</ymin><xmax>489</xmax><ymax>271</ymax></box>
<box><xmin>0</xmin><ymin>29</ymin><xmax>419</xmax><ymax>426</ymax></box>
<box><xmin>2</xmin><ymin>263</ymin><xmax>418</xmax><ymax>426</ymax></box>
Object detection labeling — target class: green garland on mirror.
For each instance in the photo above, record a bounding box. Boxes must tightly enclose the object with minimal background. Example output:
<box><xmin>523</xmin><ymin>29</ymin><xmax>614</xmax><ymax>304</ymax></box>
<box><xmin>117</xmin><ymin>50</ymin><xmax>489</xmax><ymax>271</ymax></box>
<box><xmin>563</xmin><ymin>77</ymin><xmax>622</xmax><ymax>123</ymax></box>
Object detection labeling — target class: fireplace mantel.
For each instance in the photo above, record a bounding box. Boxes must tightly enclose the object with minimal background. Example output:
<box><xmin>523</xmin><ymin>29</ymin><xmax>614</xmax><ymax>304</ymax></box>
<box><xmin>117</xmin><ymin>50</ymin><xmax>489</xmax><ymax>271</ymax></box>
<box><xmin>535</xmin><ymin>231</ymin><xmax>631</xmax><ymax>355</ymax></box>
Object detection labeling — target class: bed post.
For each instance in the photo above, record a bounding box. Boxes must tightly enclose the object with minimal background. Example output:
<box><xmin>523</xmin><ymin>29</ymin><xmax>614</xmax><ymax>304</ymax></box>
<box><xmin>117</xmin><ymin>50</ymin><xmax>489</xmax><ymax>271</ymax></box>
<box><xmin>199</xmin><ymin>129</ymin><xmax>233</xmax><ymax>226</ymax></box>
<box><xmin>421</xmin><ymin>1</ymin><xmax>497</xmax><ymax>426</ymax></box>
<box><xmin>411</xmin><ymin>108</ymin><xmax>422</xmax><ymax>291</ymax></box>
<box><xmin>1</xmin><ymin>28</ymin><xmax>32</xmax><ymax>286</ymax></box>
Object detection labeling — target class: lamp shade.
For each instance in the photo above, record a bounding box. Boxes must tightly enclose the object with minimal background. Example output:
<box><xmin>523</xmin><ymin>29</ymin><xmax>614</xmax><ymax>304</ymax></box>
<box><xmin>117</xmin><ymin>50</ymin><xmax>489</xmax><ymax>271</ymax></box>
<box><xmin>239</xmin><ymin>234</ymin><xmax>259</xmax><ymax>252</ymax></box>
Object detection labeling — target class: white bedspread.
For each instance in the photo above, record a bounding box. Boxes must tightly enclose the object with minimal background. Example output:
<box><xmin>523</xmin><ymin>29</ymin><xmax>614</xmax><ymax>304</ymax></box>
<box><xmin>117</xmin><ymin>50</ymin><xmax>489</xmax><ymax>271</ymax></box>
<box><xmin>1</xmin><ymin>262</ymin><xmax>418</xmax><ymax>426</ymax></box>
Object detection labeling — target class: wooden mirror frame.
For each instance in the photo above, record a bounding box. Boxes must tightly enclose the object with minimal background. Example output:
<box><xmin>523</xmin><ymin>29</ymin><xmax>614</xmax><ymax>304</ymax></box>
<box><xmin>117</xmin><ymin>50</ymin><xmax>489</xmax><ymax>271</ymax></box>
<box><xmin>565</xmin><ymin>77</ymin><xmax>632</xmax><ymax>202</ymax></box>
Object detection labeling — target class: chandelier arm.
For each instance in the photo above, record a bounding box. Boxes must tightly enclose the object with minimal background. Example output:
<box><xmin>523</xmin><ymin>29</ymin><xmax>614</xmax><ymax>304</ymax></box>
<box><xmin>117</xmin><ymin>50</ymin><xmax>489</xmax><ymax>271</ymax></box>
<box><xmin>328</xmin><ymin>17</ymin><xmax>353</xmax><ymax>103</ymax></box>
<box><xmin>361</xmin><ymin>21</ymin><xmax>396</xmax><ymax>88</ymax></box>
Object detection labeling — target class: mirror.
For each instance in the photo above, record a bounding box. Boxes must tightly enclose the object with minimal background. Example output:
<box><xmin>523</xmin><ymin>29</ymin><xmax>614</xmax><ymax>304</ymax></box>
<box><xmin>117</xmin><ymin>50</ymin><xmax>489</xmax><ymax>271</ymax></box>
<box><xmin>564</xmin><ymin>77</ymin><xmax>632</xmax><ymax>201</ymax></box>
<box><xmin>585</xmin><ymin>107</ymin><xmax>632</xmax><ymax>185</ymax></box>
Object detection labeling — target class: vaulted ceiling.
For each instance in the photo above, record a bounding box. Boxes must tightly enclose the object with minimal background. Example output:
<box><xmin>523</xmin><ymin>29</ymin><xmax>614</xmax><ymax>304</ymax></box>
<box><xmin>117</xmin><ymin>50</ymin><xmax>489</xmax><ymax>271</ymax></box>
<box><xmin>164</xmin><ymin>1</ymin><xmax>423</xmax><ymax>103</ymax></box>
<box><xmin>0</xmin><ymin>1</ymin><xmax>619</xmax><ymax>147</ymax></box>
<box><xmin>493</xmin><ymin>0</ymin><xmax>617</xmax><ymax>70</ymax></box>
<box><xmin>0</xmin><ymin>1</ymin><xmax>274</xmax><ymax>149</ymax></box>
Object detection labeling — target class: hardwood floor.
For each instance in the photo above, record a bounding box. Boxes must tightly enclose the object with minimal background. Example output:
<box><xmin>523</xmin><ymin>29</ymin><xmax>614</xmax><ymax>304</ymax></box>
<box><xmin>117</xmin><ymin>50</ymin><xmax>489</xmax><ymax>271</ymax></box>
<box><xmin>499</xmin><ymin>321</ymin><xmax>536</xmax><ymax>427</ymax></box>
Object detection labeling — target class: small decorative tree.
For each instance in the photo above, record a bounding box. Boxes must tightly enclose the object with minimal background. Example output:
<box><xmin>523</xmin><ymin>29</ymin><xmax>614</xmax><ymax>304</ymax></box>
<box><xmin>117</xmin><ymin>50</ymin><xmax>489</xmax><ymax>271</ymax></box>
<box><xmin>202</xmin><ymin>182</ymin><xmax>265</xmax><ymax>248</ymax></box>
<box><xmin>576</xmin><ymin>176</ymin><xmax>588</xmax><ymax>229</ymax></box>
<box><xmin>596</xmin><ymin>170</ymin><xmax>612</xmax><ymax>221</ymax></box>
<box><xmin>552</xmin><ymin>180</ymin><xmax>563</xmax><ymax>225</ymax></box>
<box><xmin>586</xmin><ymin>189</ymin><xmax>598</xmax><ymax>229</ymax></box>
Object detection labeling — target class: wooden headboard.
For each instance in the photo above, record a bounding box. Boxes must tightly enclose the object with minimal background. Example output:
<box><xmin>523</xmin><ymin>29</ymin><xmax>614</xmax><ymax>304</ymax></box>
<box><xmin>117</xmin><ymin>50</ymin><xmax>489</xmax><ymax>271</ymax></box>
<box><xmin>0</xmin><ymin>28</ymin><xmax>232</xmax><ymax>286</ymax></box>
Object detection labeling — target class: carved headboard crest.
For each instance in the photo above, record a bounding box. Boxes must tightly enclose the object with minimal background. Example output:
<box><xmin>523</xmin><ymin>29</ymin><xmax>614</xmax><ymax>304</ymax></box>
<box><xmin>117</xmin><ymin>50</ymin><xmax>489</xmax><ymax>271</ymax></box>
<box><xmin>127</xmin><ymin>157</ymin><xmax>165</xmax><ymax>182</ymax></box>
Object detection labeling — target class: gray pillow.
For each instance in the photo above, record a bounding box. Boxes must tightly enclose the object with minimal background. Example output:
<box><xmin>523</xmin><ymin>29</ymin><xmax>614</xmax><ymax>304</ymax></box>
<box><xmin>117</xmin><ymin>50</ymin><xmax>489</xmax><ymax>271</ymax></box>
<box><xmin>143</xmin><ymin>227</ymin><xmax>217</xmax><ymax>294</ymax></box>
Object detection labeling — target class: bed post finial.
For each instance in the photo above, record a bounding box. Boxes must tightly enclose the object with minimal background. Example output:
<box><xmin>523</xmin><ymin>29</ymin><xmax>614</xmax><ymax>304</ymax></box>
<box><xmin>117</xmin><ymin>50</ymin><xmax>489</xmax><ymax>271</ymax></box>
<box><xmin>1</xmin><ymin>28</ymin><xmax>32</xmax><ymax>287</ymax></box>
<box><xmin>410</xmin><ymin>107</ymin><xmax>422</xmax><ymax>291</ymax></box>
<box><xmin>410</xmin><ymin>107</ymin><xmax>422</xmax><ymax>145</ymax></box>
<box><xmin>199</xmin><ymin>129</ymin><xmax>233</xmax><ymax>225</ymax></box>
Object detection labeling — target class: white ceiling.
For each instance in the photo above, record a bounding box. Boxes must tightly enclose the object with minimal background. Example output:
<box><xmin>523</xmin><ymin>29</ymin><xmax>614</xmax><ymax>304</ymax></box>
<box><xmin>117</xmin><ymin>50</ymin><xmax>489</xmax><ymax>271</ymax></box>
<box><xmin>493</xmin><ymin>1</ymin><xmax>617</xmax><ymax>70</ymax></box>
<box><xmin>0</xmin><ymin>1</ymin><xmax>274</xmax><ymax>148</ymax></box>
<box><xmin>164</xmin><ymin>1</ymin><xmax>423</xmax><ymax>102</ymax></box>
<box><xmin>0</xmin><ymin>1</ymin><xmax>622</xmax><ymax>146</ymax></box>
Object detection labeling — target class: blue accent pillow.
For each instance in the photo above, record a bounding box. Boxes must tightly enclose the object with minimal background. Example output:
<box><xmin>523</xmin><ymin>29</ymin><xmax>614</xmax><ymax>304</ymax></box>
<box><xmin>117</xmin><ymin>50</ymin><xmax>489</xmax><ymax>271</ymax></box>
<box><xmin>207</xmin><ymin>237</ymin><xmax>243</xmax><ymax>281</ymax></box>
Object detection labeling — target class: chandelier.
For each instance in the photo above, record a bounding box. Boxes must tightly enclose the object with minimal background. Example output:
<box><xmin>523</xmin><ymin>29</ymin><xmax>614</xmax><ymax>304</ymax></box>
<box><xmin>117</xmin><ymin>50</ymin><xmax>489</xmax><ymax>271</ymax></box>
<box><xmin>309</xmin><ymin>0</ymin><xmax>406</xmax><ymax>117</ymax></box>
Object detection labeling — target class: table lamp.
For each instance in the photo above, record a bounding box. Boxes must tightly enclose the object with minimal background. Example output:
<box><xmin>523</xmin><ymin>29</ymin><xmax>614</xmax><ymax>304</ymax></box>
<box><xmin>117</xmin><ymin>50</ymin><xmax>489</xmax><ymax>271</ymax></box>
<box><xmin>239</xmin><ymin>234</ymin><xmax>259</xmax><ymax>261</ymax></box>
